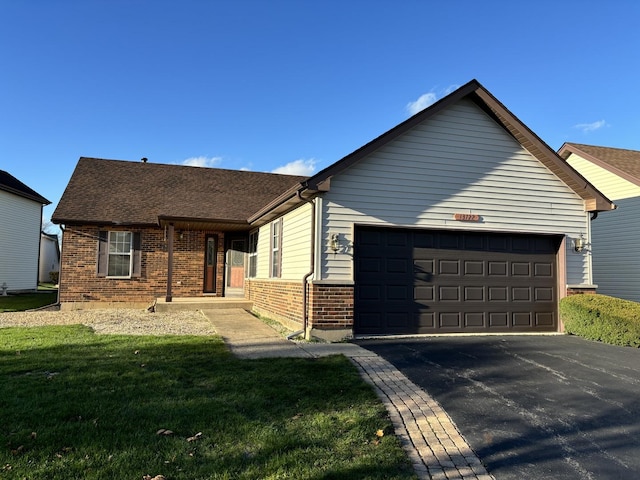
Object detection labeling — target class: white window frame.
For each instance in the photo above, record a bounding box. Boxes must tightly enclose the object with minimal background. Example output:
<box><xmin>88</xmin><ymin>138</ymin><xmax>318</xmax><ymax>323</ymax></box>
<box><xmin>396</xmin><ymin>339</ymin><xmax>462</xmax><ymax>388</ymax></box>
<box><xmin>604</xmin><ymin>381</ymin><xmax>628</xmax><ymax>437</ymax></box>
<box><xmin>270</xmin><ymin>219</ymin><xmax>282</xmax><ymax>278</ymax></box>
<box><xmin>107</xmin><ymin>231</ymin><xmax>133</xmax><ymax>278</ymax></box>
<box><xmin>248</xmin><ymin>230</ymin><xmax>258</xmax><ymax>278</ymax></box>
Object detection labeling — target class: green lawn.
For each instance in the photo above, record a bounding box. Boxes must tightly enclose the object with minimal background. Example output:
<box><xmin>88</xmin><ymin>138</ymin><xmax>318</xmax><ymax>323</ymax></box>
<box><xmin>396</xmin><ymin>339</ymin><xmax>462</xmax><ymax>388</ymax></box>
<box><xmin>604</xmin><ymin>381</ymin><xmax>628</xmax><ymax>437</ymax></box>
<box><xmin>0</xmin><ymin>325</ymin><xmax>416</xmax><ymax>479</ymax></box>
<box><xmin>0</xmin><ymin>291</ymin><xmax>57</xmax><ymax>312</ymax></box>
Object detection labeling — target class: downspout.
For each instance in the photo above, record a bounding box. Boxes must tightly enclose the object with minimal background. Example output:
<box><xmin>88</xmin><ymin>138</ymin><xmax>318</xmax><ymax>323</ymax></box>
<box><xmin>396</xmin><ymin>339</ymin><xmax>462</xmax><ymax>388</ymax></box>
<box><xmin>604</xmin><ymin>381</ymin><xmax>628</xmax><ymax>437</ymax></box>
<box><xmin>287</xmin><ymin>189</ymin><xmax>315</xmax><ymax>340</ymax></box>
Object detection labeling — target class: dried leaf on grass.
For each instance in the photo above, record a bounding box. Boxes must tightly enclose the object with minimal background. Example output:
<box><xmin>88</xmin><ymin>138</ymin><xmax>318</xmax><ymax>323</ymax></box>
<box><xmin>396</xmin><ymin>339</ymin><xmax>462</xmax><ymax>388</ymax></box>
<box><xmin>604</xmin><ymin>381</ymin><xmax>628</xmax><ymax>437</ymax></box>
<box><xmin>156</xmin><ymin>429</ymin><xmax>174</xmax><ymax>436</ymax></box>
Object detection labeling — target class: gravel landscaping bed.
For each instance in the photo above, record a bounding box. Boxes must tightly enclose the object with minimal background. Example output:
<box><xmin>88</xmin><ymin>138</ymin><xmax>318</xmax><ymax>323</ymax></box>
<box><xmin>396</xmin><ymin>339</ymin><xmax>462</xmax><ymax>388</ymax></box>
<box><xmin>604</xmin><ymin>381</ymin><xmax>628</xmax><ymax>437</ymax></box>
<box><xmin>0</xmin><ymin>309</ymin><xmax>217</xmax><ymax>336</ymax></box>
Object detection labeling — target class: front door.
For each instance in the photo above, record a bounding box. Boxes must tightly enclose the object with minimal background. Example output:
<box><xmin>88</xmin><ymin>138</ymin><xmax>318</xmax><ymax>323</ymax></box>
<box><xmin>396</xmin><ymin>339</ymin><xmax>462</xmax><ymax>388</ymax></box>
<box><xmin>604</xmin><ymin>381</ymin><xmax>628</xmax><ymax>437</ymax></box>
<box><xmin>203</xmin><ymin>235</ymin><xmax>217</xmax><ymax>293</ymax></box>
<box><xmin>226</xmin><ymin>238</ymin><xmax>246</xmax><ymax>297</ymax></box>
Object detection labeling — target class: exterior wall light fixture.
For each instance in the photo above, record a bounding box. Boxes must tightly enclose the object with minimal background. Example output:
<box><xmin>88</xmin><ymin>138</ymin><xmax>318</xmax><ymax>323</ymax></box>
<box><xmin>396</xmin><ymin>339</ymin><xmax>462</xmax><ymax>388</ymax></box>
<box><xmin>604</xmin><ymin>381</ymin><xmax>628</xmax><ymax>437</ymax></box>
<box><xmin>574</xmin><ymin>234</ymin><xmax>586</xmax><ymax>253</ymax></box>
<box><xmin>330</xmin><ymin>233</ymin><xmax>340</xmax><ymax>253</ymax></box>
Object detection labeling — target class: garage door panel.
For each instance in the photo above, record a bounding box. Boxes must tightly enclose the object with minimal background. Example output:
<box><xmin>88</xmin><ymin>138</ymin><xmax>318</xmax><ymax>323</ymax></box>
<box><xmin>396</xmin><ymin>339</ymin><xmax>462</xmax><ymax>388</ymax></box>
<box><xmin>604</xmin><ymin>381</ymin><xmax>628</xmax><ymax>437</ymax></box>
<box><xmin>415</xmin><ymin>285</ymin><xmax>434</xmax><ymax>301</ymax></box>
<box><xmin>387</xmin><ymin>312</ymin><xmax>412</xmax><ymax>328</ymax></box>
<box><xmin>354</xmin><ymin>227</ymin><xmax>559</xmax><ymax>335</ymax></box>
<box><xmin>386</xmin><ymin>258</ymin><xmax>410</xmax><ymax>274</ymax></box>
<box><xmin>535</xmin><ymin>287</ymin><xmax>554</xmax><ymax>301</ymax></box>
<box><xmin>513</xmin><ymin>312</ymin><xmax>533</xmax><ymax>326</ymax></box>
<box><xmin>387</xmin><ymin>284</ymin><xmax>410</xmax><ymax>301</ymax></box>
<box><xmin>356</xmin><ymin>311</ymin><xmax>382</xmax><ymax>330</ymax></box>
<box><xmin>488</xmin><ymin>287</ymin><xmax>508</xmax><ymax>301</ymax></box>
<box><xmin>416</xmin><ymin>311</ymin><xmax>435</xmax><ymax>329</ymax></box>
<box><xmin>440</xmin><ymin>312</ymin><xmax>461</xmax><ymax>328</ymax></box>
<box><xmin>464</xmin><ymin>261</ymin><xmax>484</xmax><ymax>275</ymax></box>
<box><xmin>439</xmin><ymin>259</ymin><xmax>460</xmax><ymax>275</ymax></box>
<box><xmin>488</xmin><ymin>261</ymin><xmax>508</xmax><ymax>276</ymax></box>
<box><xmin>357</xmin><ymin>257</ymin><xmax>382</xmax><ymax>273</ymax></box>
<box><xmin>439</xmin><ymin>286</ymin><xmax>460</xmax><ymax>301</ymax></box>
<box><xmin>512</xmin><ymin>287</ymin><xmax>531</xmax><ymax>301</ymax></box>
<box><xmin>487</xmin><ymin>236</ymin><xmax>508</xmax><ymax>251</ymax></box>
<box><xmin>464</xmin><ymin>286</ymin><xmax>484</xmax><ymax>301</ymax></box>
<box><xmin>536</xmin><ymin>312</ymin><xmax>555</xmax><ymax>326</ymax></box>
<box><xmin>534</xmin><ymin>263</ymin><xmax>553</xmax><ymax>277</ymax></box>
<box><xmin>465</xmin><ymin>312</ymin><xmax>485</xmax><ymax>327</ymax></box>
<box><xmin>439</xmin><ymin>232</ymin><xmax>461</xmax><ymax>249</ymax></box>
<box><xmin>489</xmin><ymin>312</ymin><xmax>509</xmax><ymax>327</ymax></box>
<box><xmin>358</xmin><ymin>285</ymin><xmax>380</xmax><ymax>300</ymax></box>
<box><xmin>512</xmin><ymin>263</ymin><xmax>531</xmax><ymax>276</ymax></box>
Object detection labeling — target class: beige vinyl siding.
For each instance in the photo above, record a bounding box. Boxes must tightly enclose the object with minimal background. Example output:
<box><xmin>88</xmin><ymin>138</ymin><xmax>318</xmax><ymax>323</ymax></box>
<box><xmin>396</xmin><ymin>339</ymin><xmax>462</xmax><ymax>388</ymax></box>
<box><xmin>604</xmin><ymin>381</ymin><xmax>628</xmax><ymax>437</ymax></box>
<box><xmin>591</xmin><ymin>196</ymin><xmax>640</xmax><ymax>301</ymax></box>
<box><xmin>321</xmin><ymin>98</ymin><xmax>590</xmax><ymax>285</ymax></box>
<box><xmin>0</xmin><ymin>190</ymin><xmax>42</xmax><ymax>290</ymax></box>
<box><xmin>253</xmin><ymin>202</ymin><xmax>312</xmax><ymax>280</ymax></box>
<box><xmin>565</xmin><ymin>153</ymin><xmax>640</xmax><ymax>200</ymax></box>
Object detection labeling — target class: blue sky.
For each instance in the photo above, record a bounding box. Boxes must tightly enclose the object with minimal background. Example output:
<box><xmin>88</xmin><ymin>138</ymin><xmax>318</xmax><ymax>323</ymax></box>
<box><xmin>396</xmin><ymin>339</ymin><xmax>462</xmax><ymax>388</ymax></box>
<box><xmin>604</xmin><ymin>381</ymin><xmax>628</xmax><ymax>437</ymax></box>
<box><xmin>1</xmin><ymin>1</ymin><xmax>639</xmax><ymax>227</ymax></box>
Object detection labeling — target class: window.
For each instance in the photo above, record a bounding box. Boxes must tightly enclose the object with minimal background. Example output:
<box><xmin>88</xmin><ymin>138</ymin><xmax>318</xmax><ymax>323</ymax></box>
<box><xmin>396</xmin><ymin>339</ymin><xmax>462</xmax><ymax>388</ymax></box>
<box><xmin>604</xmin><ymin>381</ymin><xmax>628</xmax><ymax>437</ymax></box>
<box><xmin>248</xmin><ymin>231</ymin><xmax>258</xmax><ymax>278</ymax></box>
<box><xmin>97</xmin><ymin>231</ymin><xmax>142</xmax><ymax>278</ymax></box>
<box><xmin>270</xmin><ymin>219</ymin><xmax>283</xmax><ymax>278</ymax></box>
<box><xmin>108</xmin><ymin>231</ymin><xmax>132</xmax><ymax>277</ymax></box>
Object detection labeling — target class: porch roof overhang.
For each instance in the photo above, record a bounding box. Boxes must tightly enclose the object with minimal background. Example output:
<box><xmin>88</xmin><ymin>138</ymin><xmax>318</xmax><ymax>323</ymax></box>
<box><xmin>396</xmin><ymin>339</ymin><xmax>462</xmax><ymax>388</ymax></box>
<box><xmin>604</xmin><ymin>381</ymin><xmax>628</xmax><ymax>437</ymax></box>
<box><xmin>157</xmin><ymin>215</ymin><xmax>251</xmax><ymax>232</ymax></box>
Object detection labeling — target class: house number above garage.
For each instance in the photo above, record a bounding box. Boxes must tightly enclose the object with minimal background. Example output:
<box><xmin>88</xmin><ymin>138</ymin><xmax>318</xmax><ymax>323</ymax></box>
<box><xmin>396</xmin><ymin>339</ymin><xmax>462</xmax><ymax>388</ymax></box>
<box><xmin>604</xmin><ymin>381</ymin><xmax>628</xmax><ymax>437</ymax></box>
<box><xmin>453</xmin><ymin>213</ymin><xmax>480</xmax><ymax>221</ymax></box>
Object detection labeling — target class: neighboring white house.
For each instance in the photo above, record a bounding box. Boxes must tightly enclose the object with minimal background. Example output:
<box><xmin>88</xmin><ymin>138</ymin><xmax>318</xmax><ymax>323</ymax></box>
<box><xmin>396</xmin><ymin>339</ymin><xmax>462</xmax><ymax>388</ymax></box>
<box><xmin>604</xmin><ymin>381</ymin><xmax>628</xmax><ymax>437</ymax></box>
<box><xmin>0</xmin><ymin>170</ymin><xmax>51</xmax><ymax>292</ymax></box>
<box><xmin>559</xmin><ymin>143</ymin><xmax>640</xmax><ymax>302</ymax></box>
<box><xmin>39</xmin><ymin>232</ymin><xmax>60</xmax><ymax>284</ymax></box>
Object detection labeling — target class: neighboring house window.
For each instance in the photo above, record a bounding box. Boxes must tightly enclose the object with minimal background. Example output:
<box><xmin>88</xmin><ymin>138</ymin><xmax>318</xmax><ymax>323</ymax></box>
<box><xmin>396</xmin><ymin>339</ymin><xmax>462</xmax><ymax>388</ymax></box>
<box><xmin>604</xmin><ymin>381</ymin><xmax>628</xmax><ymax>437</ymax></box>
<box><xmin>97</xmin><ymin>231</ymin><xmax>142</xmax><ymax>278</ymax></box>
<box><xmin>270</xmin><ymin>219</ymin><xmax>283</xmax><ymax>278</ymax></box>
<box><xmin>248</xmin><ymin>230</ymin><xmax>258</xmax><ymax>278</ymax></box>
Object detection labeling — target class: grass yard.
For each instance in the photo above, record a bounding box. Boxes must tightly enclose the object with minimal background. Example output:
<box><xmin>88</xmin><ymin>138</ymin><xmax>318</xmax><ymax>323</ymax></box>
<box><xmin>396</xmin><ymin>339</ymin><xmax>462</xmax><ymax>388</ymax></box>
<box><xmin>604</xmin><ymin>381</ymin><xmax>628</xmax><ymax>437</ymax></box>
<box><xmin>0</xmin><ymin>291</ymin><xmax>57</xmax><ymax>312</ymax></box>
<box><xmin>0</xmin><ymin>325</ymin><xmax>416</xmax><ymax>479</ymax></box>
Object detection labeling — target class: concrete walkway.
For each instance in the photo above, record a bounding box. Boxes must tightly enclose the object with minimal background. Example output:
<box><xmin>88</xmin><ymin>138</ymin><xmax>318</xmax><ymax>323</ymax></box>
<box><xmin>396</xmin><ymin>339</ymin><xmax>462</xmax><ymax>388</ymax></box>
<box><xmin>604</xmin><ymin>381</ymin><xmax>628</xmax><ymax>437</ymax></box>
<box><xmin>201</xmin><ymin>309</ymin><xmax>494</xmax><ymax>480</ymax></box>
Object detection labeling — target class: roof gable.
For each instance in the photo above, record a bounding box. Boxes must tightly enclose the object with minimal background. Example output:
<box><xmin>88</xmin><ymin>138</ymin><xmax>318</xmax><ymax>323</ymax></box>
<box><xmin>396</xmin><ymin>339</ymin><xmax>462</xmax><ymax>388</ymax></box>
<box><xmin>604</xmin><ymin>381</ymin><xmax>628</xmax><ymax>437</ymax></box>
<box><xmin>558</xmin><ymin>143</ymin><xmax>640</xmax><ymax>187</ymax></box>
<box><xmin>52</xmin><ymin>158</ymin><xmax>307</xmax><ymax>227</ymax></box>
<box><xmin>0</xmin><ymin>170</ymin><xmax>50</xmax><ymax>205</ymax></box>
<box><xmin>300</xmin><ymin>80</ymin><xmax>613</xmax><ymax>213</ymax></box>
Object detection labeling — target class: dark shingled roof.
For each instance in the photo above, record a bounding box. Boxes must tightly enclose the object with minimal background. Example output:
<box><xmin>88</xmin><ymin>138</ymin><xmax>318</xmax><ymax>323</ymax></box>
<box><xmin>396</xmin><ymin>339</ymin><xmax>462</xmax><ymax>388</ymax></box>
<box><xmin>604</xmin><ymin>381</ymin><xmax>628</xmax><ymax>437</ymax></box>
<box><xmin>52</xmin><ymin>157</ymin><xmax>308</xmax><ymax>227</ymax></box>
<box><xmin>559</xmin><ymin>143</ymin><xmax>640</xmax><ymax>183</ymax></box>
<box><xmin>0</xmin><ymin>170</ymin><xmax>50</xmax><ymax>204</ymax></box>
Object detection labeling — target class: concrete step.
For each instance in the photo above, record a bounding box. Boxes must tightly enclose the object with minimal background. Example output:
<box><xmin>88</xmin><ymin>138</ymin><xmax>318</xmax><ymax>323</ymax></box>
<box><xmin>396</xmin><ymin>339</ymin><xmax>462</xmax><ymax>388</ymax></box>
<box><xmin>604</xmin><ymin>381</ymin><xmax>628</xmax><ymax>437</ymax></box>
<box><xmin>155</xmin><ymin>298</ymin><xmax>253</xmax><ymax>313</ymax></box>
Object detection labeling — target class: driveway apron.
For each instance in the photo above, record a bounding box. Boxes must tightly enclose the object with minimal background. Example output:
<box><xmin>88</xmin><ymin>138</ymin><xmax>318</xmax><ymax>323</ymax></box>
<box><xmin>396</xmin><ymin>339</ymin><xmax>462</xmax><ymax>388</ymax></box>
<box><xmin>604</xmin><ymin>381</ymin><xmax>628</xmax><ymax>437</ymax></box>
<box><xmin>357</xmin><ymin>335</ymin><xmax>640</xmax><ymax>480</ymax></box>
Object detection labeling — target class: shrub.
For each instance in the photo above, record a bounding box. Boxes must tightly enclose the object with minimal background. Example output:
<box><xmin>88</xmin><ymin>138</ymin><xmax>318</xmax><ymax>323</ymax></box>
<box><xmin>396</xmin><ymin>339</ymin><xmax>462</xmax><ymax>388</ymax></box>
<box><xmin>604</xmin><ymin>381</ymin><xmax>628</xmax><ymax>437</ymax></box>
<box><xmin>49</xmin><ymin>271</ymin><xmax>59</xmax><ymax>284</ymax></box>
<box><xmin>560</xmin><ymin>294</ymin><xmax>640</xmax><ymax>347</ymax></box>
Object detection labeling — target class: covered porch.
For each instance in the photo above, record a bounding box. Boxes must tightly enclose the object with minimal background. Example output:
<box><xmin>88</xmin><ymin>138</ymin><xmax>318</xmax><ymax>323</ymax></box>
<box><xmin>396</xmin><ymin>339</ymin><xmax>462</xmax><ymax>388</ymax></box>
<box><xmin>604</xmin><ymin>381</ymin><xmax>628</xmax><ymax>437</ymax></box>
<box><xmin>158</xmin><ymin>215</ymin><xmax>251</xmax><ymax>303</ymax></box>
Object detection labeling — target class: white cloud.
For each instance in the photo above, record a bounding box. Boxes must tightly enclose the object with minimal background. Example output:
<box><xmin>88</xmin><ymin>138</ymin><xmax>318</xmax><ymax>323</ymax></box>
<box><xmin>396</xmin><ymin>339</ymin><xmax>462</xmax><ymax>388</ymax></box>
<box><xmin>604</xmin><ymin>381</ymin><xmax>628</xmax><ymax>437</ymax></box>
<box><xmin>271</xmin><ymin>158</ymin><xmax>316</xmax><ymax>176</ymax></box>
<box><xmin>444</xmin><ymin>84</ymin><xmax>460</xmax><ymax>95</ymax></box>
<box><xmin>574</xmin><ymin>119</ymin><xmax>607</xmax><ymax>133</ymax></box>
<box><xmin>406</xmin><ymin>92</ymin><xmax>438</xmax><ymax>115</ymax></box>
<box><xmin>180</xmin><ymin>156</ymin><xmax>223</xmax><ymax>168</ymax></box>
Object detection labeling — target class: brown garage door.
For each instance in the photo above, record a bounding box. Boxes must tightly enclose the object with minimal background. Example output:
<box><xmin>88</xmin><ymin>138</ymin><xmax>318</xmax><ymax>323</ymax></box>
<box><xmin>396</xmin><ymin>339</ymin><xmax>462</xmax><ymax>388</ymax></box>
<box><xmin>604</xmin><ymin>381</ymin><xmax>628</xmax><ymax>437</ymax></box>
<box><xmin>354</xmin><ymin>226</ymin><xmax>560</xmax><ymax>335</ymax></box>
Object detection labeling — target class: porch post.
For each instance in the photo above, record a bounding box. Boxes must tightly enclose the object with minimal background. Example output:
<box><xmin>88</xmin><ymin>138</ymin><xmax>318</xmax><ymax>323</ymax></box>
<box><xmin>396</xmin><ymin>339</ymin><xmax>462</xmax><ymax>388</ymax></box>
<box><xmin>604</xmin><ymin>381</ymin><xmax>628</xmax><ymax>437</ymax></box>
<box><xmin>166</xmin><ymin>223</ymin><xmax>174</xmax><ymax>302</ymax></box>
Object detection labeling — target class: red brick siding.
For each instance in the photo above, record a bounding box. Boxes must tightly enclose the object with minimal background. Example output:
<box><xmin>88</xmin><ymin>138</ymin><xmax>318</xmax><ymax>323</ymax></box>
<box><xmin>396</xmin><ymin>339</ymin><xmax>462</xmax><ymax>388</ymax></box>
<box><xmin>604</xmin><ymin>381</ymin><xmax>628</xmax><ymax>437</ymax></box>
<box><xmin>245</xmin><ymin>279</ymin><xmax>355</xmax><ymax>331</ymax></box>
<box><xmin>245</xmin><ymin>279</ymin><xmax>304</xmax><ymax>327</ymax></box>
<box><xmin>565</xmin><ymin>287</ymin><xmax>597</xmax><ymax>296</ymax></box>
<box><xmin>59</xmin><ymin>226</ymin><xmax>225</xmax><ymax>304</ymax></box>
<box><xmin>309</xmin><ymin>284</ymin><xmax>354</xmax><ymax>329</ymax></box>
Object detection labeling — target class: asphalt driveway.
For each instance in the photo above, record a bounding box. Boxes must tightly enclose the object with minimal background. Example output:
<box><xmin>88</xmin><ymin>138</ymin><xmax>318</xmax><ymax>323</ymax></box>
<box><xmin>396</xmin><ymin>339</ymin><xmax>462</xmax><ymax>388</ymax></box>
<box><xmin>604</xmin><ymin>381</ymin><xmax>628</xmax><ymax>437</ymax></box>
<box><xmin>356</xmin><ymin>335</ymin><xmax>640</xmax><ymax>479</ymax></box>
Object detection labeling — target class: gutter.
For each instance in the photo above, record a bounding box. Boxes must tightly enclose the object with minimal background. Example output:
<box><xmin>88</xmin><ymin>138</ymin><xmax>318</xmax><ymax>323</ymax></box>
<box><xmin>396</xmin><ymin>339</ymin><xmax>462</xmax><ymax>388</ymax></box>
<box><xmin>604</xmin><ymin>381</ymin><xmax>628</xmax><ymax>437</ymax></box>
<box><xmin>286</xmin><ymin>188</ymin><xmax>316</xmax><ymax>341</ymax></box>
